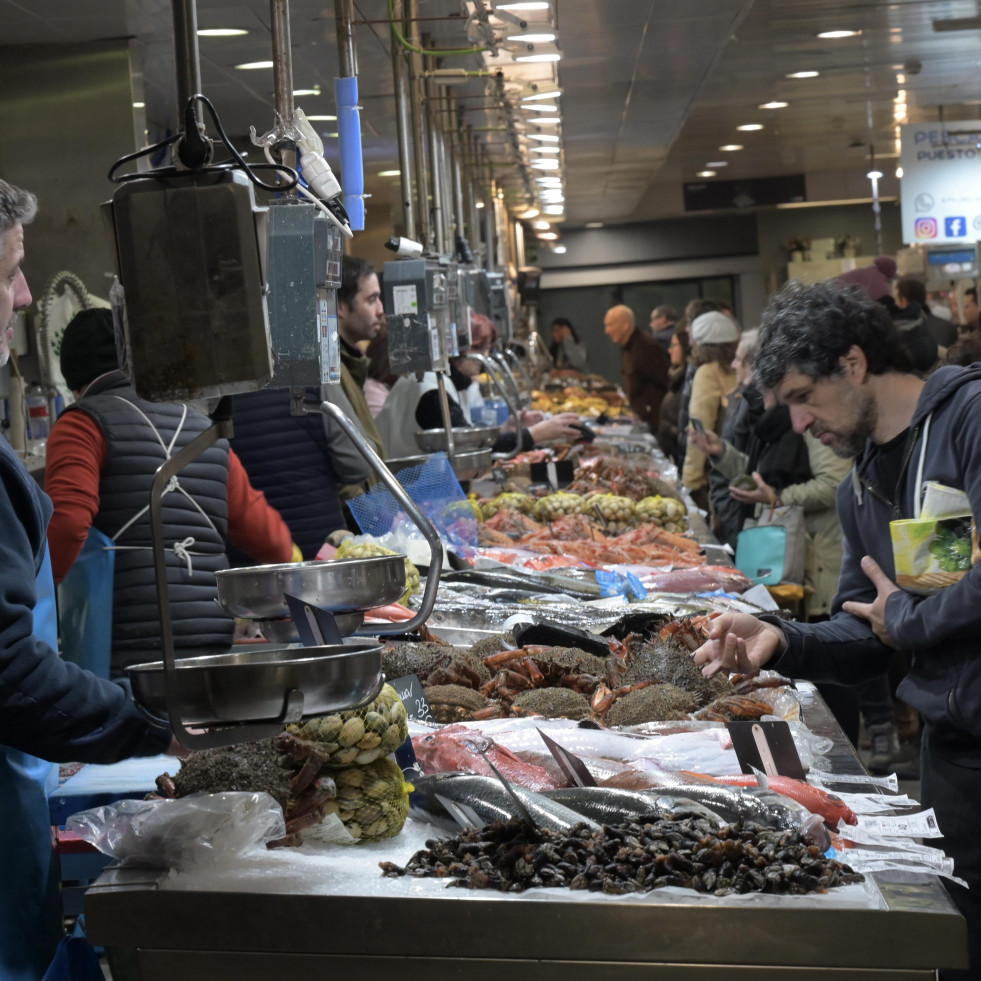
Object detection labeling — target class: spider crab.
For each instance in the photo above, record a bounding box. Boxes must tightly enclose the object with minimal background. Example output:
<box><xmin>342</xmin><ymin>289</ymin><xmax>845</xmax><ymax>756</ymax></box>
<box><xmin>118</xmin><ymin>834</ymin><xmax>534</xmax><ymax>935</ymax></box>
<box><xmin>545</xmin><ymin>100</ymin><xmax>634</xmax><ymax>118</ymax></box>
<box><xmin>155</xmin><ymin>733</ymin><xmax>341</xmax><ymax>846</ymax></box>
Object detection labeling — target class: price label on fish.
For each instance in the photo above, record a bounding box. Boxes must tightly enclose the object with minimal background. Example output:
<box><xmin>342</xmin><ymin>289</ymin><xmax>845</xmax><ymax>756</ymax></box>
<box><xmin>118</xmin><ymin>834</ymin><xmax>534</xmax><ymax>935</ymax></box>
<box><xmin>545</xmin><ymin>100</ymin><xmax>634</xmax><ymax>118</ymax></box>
<box><xmin>390</xmin><ymin>674</ymin><xmax>439</xmax><ymax>727</ymax></box>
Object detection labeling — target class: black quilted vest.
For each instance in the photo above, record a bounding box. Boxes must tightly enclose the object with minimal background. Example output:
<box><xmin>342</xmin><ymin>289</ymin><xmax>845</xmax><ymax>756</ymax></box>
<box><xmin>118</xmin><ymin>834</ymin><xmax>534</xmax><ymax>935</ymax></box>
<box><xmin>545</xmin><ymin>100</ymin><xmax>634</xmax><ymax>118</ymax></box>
<box><xmin>67</xmin><ymin>371</ymin><xmax>234</xmax><ymax>677</ymax></box>
<box><xmin>228</xmin><ymin>387</ymin><xmax>345</xmax><ymax>561</ymax></box>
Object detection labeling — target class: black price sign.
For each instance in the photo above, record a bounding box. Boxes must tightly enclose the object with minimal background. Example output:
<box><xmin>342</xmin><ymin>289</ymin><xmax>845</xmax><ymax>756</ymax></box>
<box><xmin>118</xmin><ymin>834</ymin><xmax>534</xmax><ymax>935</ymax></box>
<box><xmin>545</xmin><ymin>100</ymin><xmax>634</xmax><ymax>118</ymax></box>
<box><xmin>390</xmin><ymin>674</ymin><xmax>438</xmax><ymax>726</ymax></box>
<box><xmin>727</xmin><ymin>720</ymin><xmax>806</xmax><ymax>780</ymax></box>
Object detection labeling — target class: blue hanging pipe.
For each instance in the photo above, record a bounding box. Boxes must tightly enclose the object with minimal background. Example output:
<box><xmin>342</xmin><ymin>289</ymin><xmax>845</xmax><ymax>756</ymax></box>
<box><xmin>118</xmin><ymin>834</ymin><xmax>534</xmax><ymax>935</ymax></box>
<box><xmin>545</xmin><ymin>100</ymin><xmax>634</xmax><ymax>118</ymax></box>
<box><xmin>335</xmin><ymin>0</ymin><xmax>365</xmax><ymax>230</ymax></box>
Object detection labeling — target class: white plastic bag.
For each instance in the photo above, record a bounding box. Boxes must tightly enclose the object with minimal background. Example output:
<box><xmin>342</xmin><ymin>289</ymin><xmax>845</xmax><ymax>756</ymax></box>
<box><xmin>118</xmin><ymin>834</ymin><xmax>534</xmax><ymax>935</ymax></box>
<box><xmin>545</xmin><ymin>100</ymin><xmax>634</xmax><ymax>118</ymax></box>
<box><xmin>66</xmin><ymin>792</ymin><xmax>286</xmax><ymax>870</ymax></box>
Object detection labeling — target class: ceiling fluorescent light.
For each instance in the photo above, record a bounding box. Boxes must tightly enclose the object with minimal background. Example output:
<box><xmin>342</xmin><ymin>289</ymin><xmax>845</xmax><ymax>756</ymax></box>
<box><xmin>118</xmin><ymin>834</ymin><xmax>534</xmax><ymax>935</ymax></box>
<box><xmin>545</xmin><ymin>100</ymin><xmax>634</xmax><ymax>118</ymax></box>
<box><xmin>236</xmin><ymin>61</ymin><xmax>273</xmax><ymax>70</ymax></box>
<box><xmin>737</xmin><ymin>123</ymin><xmax>763</xmax><ymax>131</ymax></box>
<box><xmin>719</xmin><ymin>144</ymin><xmax>744</xmax><ymax>152</ymax></box>
<box><xmin>198</xmin><ymin>28</ymin><xmax>248</xmax><ymax>36</ymax></box>
<box><xmin>786</xmin><ymin>70</ymin><xmax>819</xmax><ymax>78</ymax></box>
<box><xmin>817</xmin><ymin>29</ymin><xmax>861</xmax><ymax>38</ymax></box>
<box><xmin>522</xmin><ymin>90</ymin><xmax>561</xmax><ymax>101</ymax></box>
<box><xmin>507</xmin><ymin>33</ymin><xmax>556</xmax><ymax>43</ymax></box>
<box><xmin>516</xmin><ymin>53</ymin><xmax>562</xmax><ymax>63</ymax></box>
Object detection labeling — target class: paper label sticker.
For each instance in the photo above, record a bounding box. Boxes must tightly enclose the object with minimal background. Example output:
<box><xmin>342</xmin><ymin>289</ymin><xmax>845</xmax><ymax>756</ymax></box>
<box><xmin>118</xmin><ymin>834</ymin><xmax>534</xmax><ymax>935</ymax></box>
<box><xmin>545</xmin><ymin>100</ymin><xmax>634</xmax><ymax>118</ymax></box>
<box><xmin>847</xmin><ymin>808</ymin><xmax>943</xmax><ymax>841</ymax></box>
<box><xmin>392</xmin><ymin>284</ymin><xmax>418</xmax><ymax>315</ymax></box>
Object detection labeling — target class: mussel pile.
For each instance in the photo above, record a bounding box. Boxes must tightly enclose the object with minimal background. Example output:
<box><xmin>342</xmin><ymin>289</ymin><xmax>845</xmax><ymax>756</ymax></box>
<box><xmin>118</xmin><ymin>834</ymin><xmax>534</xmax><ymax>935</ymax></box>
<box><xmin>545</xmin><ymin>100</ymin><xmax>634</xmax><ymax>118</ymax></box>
<box><xmin>380</xmin><ymin>816</ymin><xmax>863</xmax><ymax>897</ymax></box>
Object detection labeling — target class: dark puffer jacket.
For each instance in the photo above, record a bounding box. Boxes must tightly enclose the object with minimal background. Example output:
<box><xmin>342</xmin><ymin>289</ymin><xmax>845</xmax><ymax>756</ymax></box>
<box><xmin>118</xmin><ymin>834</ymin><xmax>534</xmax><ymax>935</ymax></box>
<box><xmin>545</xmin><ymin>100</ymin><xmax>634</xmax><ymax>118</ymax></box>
<box><xmin>229</xmin><ymin>387</ymin><xmax>347</xmax><ymax>561</ymax></box>
<box><xmin>66</xmin><ymin>372</ymin><xmax>234</xmax><ymax>677</ymax></box>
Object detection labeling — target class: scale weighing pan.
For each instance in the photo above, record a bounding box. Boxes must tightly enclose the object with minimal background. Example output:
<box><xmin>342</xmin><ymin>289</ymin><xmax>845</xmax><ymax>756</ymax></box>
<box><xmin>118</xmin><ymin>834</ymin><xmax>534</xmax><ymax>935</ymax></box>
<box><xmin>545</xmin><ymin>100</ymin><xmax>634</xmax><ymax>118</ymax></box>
<box><xmin>415</xmin><ymin>426</ymin><xmax>499</xmax><ymax>452</ymax></box>
<box><xmin>214</xmin><ymin>555</ymin><xmax>405</xmax><ymax>620</ymax></box>
<box><xmin>127</xmin><ymin>642</ymin><xmax>384</xmax><ymax>726</ymax></box>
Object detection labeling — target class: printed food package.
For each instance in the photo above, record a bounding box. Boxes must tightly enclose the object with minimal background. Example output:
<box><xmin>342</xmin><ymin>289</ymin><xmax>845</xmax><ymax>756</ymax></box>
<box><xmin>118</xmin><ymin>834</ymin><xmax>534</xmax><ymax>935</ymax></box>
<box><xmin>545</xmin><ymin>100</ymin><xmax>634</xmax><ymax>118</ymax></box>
<box><xmin>890</xmin><ymin>514</ymin><xmax>976</xmax><ymax>594</ymax></box>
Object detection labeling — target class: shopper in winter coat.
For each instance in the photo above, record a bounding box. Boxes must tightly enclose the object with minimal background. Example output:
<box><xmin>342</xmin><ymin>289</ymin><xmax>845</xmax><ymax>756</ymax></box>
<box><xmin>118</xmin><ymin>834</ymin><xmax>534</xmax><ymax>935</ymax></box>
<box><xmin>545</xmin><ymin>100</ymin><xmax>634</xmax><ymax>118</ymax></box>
<box><xmin>690</xmin><ymin>330</ymin><xmax>851</xmax><ymax>615</ymax></box>
<box><xmin>548</xmin><ymin>317</ymin><xmax>589</xmax><ymax>371</ymax></box>
<box><xmin>655</xmin><ymin>327</ymin><xmax>691</xmax><ymax>468</ymax></box>
<box><xmin>681</xmin><ymin>310</ymin><xmax>739</xmax><ymax>509</ymax></box>
<box><xmin>0</xmin><ymin>177</ymin><xmax>181</xmax><ymax>981</ymax></box>
<box><xmin>603</xmin><ymin>304</ymin><xmax>670</xmax><ymax>431</ymax></box>
<box><xmin>694</xmin><ymin>279</ymin><xmax>981</xmax><ymax>980</ymax></box>
<box><xmin>46</xmin><ymin>309</ymin><xmax>297</xmax><ymax>678</ymax></box>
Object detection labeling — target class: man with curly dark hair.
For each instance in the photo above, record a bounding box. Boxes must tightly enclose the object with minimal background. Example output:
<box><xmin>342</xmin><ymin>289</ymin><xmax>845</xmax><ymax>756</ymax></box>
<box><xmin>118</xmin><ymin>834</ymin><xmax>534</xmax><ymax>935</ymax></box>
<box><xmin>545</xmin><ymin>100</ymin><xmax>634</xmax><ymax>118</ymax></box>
<box><xmin>696</xmin><ymin>279</ymin><xmax>981</xmax><ymax>980</ymax></box>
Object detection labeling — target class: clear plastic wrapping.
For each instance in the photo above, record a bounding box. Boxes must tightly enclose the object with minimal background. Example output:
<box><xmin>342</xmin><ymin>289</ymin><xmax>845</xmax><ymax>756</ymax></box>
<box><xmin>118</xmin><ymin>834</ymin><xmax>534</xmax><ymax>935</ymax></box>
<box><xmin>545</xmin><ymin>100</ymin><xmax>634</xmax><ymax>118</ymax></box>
<box><xmin>66</xmin><ymin>792</ymin><xmax>286</xmax><ymax>870</ymax></box>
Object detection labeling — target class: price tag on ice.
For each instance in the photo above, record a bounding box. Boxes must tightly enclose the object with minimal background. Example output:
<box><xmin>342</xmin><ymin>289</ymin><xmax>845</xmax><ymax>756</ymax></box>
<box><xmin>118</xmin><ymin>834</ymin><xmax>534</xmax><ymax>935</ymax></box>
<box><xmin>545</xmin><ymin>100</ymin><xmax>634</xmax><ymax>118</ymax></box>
<box><xmin>390</xmin><ymin>674</ymin><xmax>438</xmax><ymax>726</ymax></box>
<box><xmin>848</xmin><ymin>808</ymin><xmax>944</xmax><ymax>841</ymax></box>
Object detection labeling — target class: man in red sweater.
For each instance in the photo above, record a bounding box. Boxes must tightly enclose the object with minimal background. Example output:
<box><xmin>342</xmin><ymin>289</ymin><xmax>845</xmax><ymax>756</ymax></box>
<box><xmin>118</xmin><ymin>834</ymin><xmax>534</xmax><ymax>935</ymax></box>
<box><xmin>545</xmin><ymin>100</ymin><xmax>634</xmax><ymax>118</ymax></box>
<box><xmin>45</xmin><ymin>309</ymin><xmax>298</xmax><ymax>677</ymax></box>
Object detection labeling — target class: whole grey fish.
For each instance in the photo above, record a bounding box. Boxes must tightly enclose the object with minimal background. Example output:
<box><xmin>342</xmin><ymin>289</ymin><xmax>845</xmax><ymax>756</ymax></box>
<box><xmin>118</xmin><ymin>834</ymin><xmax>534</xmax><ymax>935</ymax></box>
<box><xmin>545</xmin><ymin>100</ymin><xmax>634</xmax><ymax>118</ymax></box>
<box><xmin>541</xmin><ymin>787</ymin><xmax>727</xmax><ymax>828</ymax></box>
<box><xmin>411</xmin><ymin>773</ymin><xmax>600</xmax><ymax>834</ymax></box>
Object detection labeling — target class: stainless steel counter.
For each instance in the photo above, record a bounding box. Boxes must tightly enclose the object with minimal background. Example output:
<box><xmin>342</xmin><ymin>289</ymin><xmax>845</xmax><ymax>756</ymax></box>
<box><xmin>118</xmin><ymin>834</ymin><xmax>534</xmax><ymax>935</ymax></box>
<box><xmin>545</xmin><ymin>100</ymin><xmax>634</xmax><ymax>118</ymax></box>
<box><xmin>83</xmin><ymin>687</ymin><xmax>968</xmax><ymax>979</ymax></box>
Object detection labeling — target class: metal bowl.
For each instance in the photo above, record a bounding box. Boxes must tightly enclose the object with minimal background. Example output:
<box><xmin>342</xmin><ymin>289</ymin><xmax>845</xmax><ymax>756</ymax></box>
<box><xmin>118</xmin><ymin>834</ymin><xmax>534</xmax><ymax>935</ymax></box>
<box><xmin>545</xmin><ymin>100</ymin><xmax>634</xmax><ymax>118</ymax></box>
<box><xmin>255</xmin><ymin>610</ymin><xmax>365</xmax><ymax>644</ymax></box>
<box><xmin>126</xmin><ymin>642</ymin><xmax>384</xmax><ymax>725</ymax></box>
<box><xmin>215</xmin><ymin>556</ymin><xmax>405</xmax><ymax>620</ymax></box>
<box><xmin>414</xmin><ymin>425</ymin><xmax>499</xmax><ymax>453</ymax></box>
<box><xmin>450</xmin><ymin>447</ymin><xmax>494</xmax><ymax>481</ymax></box>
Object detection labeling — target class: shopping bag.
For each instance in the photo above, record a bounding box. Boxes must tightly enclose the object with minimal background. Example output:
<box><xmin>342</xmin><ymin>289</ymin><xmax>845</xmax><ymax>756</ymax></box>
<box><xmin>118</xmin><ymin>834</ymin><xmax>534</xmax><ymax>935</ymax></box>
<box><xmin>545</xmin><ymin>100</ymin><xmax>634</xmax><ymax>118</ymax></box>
<box><xmin>735</xmin><ymin>504</ymin><xmax>806</xmax><ymax>585</ymax></box>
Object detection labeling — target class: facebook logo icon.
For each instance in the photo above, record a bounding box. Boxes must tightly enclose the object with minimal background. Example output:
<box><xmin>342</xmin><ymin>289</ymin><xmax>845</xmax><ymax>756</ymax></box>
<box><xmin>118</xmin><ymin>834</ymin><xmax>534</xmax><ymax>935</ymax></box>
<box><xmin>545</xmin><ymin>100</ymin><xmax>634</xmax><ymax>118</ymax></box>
<box><xmin>945</xmin><ymin>216</ymin><xmax>967</xmax><ymax>237</ymax></box>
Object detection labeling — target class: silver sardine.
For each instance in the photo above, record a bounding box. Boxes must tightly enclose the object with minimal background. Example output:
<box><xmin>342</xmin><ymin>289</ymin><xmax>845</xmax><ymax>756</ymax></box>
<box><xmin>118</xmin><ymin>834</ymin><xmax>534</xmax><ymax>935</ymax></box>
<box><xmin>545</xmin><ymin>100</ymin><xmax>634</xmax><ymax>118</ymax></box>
<box><xmin>411</xmin><ymin>773</ymin><xmax>600</xmax><ymax>834</ymax></box>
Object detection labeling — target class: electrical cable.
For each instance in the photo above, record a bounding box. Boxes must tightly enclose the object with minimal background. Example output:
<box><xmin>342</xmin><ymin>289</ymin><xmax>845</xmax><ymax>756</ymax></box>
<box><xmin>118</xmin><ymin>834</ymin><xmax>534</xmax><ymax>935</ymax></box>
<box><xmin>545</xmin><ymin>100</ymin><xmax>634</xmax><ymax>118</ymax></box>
<box><xmin>108</xmin><ymin>94</ymin><xmax>299</xmax><ymax>194</ymax></box>
<box><xmin>386</xmin><ymin>0</ymin><xmax>488</xmax><ymax>56</ymax></box>
<box><xmin>262</xmin><ymin>144</ymin><xmax>354</xmax><ymax>238</ymax></box>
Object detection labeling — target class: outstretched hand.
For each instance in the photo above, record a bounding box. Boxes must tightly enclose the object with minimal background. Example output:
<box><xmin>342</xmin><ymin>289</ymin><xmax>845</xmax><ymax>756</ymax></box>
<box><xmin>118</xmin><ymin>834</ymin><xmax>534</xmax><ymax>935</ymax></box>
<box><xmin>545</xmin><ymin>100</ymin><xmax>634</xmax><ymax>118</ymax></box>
<box><xmin>729</xmin><ymin>471</ymin><xmax>778</xmax><ymax>506</ymax></box>
<box><xmin>692</xmin><ymin>612</ymin><xmax>786</xmax><ymax>677</ymax></box>
<box><xmin>687</xmin><ymin>426</ymin><xmax>723</xmax><ymax>458</ymax></box>
<box><xmin>530</xmin><ymin>412</ymin><xmax>584</xmax><ymax>442</ymax></box>
<box><xmin>841</xmin><ymin>555</ymin><xmax>899</xmax><ymax>647</ymax></box>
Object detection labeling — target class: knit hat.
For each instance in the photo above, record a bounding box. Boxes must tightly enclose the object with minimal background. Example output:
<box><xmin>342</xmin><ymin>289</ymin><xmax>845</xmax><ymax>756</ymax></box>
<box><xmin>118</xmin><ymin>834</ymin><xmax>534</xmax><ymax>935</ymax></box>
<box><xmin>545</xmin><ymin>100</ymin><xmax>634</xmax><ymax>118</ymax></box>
<box><xmin>691</xmin><ymin>310</ymin><xmax>740</xmax><ymax>345</ymax></box>
<box><xmin>837</xmin><ymin>256</ymin><xmax>898</xmax><ymax>302</ymax></box>
<box><xmin>60</xmin><ymin>308</ymin><xmax>120</xmax><ymax>391</ymax></box>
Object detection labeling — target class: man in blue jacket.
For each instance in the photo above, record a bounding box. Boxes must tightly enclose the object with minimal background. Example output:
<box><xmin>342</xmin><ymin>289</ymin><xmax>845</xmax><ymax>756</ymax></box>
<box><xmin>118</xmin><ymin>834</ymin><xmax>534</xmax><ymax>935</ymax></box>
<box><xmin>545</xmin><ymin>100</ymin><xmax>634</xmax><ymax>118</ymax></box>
<box><xmin>694</xmin><ymin>280</ymin><xmax>981</xmax><ymax>980</ymax></box>
<box><xmin>0</xmin><ymin>177</ymin><xmax>180</xmax><ymax>980</ymax></box>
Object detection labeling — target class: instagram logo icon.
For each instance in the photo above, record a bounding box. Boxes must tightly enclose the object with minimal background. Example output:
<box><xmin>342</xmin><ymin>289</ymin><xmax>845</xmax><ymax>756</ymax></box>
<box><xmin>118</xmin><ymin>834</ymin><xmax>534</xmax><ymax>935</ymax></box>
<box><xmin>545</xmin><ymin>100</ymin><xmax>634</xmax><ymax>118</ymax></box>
<box><xmin>915</xmin><ymin>217</ymin><xmax>938</xmax><ymax>239</ymax></box>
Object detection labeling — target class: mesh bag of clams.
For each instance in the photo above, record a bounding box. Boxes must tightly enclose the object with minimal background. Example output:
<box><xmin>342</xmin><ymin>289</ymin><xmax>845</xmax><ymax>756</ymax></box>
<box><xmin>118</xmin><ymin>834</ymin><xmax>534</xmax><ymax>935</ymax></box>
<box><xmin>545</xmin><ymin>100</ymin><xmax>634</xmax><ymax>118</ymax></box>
<box><xmin>287</xmin><ymin>685</ymin><xmax>412</xmax><ymax>843</ymax></box>
<box><xmin>303</xmin><ymin>756</ymin><xmax>412</xmax><ymax>844</ymax></box>
<box><xmin>287</xmin><ymin>684</ymin><xmax>409</xmax><ymax>767</ymax></box>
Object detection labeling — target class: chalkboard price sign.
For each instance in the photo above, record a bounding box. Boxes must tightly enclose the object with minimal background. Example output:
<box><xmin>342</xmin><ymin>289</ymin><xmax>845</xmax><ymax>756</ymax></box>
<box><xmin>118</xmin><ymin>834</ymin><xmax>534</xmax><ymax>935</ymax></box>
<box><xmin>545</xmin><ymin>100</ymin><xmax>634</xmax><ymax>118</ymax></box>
<box><xmin>389</xmin><ymin>673</ymin><xmax>438</xmax><ymax>726</ymax></box>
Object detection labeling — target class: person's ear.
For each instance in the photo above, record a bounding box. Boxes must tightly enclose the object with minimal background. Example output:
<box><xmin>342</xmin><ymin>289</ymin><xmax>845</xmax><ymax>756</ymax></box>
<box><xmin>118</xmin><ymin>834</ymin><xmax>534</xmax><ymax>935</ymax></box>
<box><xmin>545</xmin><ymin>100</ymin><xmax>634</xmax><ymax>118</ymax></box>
<box><xmin>839</xmin><ymin>345</ymin><xmax>868</xmax><ymax>383</ymax></box>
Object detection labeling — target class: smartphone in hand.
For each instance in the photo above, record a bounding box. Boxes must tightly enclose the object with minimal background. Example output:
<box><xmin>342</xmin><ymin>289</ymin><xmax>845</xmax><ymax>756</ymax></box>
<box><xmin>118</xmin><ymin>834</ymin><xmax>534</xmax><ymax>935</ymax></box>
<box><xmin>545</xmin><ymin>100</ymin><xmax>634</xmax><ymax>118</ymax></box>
<box><xmin>690</xmin><ymin>417</ymin><xmax>706</xmax><ymax>435</ymax></box>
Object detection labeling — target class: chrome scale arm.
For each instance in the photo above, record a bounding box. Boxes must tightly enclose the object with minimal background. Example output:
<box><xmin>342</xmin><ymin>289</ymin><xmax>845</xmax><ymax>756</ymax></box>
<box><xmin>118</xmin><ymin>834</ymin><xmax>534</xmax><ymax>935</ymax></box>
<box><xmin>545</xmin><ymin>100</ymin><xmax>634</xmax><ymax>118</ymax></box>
<box><xmin>304</xmin><ymin>396</ymin><xmax>443</xmax><ymax>637</ymax></box>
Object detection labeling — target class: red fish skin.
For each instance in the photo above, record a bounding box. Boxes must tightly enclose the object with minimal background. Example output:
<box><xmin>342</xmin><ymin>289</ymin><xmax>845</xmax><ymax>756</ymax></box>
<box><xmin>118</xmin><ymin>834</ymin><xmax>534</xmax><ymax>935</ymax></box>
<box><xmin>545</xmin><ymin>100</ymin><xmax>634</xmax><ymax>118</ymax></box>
<box><xmin>411</xmin><ymin>725</ymin><xmax>562</xmax><ymax>792</ymax></box>
<box><xmin>696</xmin><ymin>773</ymin><xmax>858</xmax><ymax>826</ymax></box>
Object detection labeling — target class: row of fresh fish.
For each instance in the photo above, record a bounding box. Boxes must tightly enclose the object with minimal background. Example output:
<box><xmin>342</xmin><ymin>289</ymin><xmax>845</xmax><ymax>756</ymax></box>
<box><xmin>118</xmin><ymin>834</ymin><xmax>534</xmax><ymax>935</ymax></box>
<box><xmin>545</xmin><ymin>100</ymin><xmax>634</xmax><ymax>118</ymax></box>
<box><xmin>410</xmin><ymin>773</ymin><xmax>831</xmax><ymax>850</ymax></box>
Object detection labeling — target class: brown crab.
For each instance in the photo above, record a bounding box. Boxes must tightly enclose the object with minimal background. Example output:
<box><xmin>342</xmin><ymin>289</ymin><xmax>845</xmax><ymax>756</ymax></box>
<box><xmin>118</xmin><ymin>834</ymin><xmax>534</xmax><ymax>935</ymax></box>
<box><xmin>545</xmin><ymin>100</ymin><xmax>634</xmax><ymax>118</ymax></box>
<box><xmin>424</xmin><ymin>684</ymin><xmax>505</xmax><ymax>723</ymax></box>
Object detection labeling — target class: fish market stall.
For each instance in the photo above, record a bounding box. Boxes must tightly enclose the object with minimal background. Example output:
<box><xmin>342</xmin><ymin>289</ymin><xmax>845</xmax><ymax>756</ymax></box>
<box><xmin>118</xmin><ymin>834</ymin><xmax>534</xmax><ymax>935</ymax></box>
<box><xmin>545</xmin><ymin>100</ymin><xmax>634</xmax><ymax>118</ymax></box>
<box><xmin>82</xmin><ymin>686</ymin><xmax>967</xmax><ymax>980</ymax></box>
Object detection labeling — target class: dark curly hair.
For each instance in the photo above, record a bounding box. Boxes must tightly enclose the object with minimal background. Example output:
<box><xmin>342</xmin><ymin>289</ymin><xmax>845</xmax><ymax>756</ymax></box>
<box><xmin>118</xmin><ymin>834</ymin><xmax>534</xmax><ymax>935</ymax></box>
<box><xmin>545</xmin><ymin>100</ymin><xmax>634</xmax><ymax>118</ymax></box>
<box><xmin>754</xmin><ymin>280</ymin><xmax>912</xmax><ymax>392</ymax></box>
